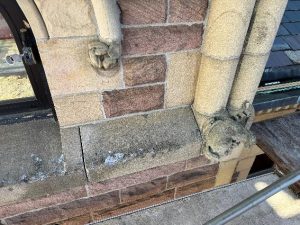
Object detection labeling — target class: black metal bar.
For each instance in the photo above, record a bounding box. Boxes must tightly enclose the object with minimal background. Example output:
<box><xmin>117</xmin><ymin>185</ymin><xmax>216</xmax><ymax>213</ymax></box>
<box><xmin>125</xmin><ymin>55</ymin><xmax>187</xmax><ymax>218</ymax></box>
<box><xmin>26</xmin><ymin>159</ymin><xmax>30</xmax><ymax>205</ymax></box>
<box><xmin>204</xmin><ymin>169</ymin><xmax>300</xmax><ymax>225</ymax></box>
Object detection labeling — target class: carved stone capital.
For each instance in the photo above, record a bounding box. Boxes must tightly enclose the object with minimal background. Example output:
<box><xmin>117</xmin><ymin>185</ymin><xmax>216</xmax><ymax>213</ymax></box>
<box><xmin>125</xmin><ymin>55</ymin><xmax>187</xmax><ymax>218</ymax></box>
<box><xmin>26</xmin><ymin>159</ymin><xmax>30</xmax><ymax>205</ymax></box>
<box><xmin>193</xmin><ymin>108</ymin><xmax>256</xmax><ymax>161</ymax></box>
<box><xmin>89</xmin><ymin>41</ymin><xmax>120</xmax><ymax>71</ymax></box>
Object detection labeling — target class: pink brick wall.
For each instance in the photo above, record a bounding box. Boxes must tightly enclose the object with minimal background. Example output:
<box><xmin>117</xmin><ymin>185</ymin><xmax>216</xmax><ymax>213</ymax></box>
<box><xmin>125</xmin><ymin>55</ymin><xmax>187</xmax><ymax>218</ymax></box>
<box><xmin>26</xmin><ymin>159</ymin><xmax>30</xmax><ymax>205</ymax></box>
<box><xmin>100</xmin><ymin>0</ymin><xmax>207</xmax><ymax>118</ymax></box>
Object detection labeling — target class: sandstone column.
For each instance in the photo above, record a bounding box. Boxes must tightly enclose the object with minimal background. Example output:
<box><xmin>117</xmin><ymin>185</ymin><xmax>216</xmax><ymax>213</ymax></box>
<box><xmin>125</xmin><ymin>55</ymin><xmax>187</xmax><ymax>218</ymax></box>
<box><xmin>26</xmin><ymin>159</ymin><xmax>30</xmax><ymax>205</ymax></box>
<box><xmin>228</xmin><ymin>0</ymin><xmax>288</xmax><ymax>112</ymax></box>
<box><xmin>193</xmin><ymin>0</ymin><xmax>256</xmax><ymax>116</ymax></box>
<box><xmin>192</xmin><ymin>0</ymin><xmax>256</xmax><ymax>161</ymax></box>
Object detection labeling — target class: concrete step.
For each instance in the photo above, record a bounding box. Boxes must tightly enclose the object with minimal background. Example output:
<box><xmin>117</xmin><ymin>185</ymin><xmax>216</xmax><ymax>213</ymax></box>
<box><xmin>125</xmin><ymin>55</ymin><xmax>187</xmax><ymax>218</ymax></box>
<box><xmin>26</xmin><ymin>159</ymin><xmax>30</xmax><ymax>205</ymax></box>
<box><xmin>93</xmin><ymin>173</ymin><xmax>300</xmax><ymax>225</ymax></box>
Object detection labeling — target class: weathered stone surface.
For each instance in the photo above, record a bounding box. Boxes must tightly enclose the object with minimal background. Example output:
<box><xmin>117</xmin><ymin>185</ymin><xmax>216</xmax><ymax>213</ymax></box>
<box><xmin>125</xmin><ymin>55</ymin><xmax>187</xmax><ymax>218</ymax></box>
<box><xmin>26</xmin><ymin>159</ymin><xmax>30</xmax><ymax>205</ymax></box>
<box><xmin>80</xmin><ymin>107</ymin><xmax>203</xmax><ymax>182</ymax></box>
<box><xmin>0</xmin><ymin>186</ymin><xmax>86</xmax><ymax>218</ymax></box>
<box><xmin>95</xmin><ymin>174</ymin><xmax>300</xmax><ymax>225</ymax></box>
<box><xmin>59</xmin><ymin>214</ymin><xmax>92</xmax><ymax>225</ymax></box>
<box><xmin>60</xmin><ymin>127</ymin><xmax>84</xmax><ymax>172</ymax></box>
<box><xmin>93</xmin><ymin>189</ymin><xmax>175</xmax><ymax>221</ymax></box>
<box><xmin>123</xmin><ymin>55</ymin><xmax>166</xmax><ymax>86</ymax></box>
<box><xmin>4</xmin><ymin>206</ymin><xmax>65</xmax><ymax>225</ymax></box>
<box><xmin>34</xmin><ymin>0</ymin><xmax>97</xmax><ymax>38</ymax></box>
<box><xmin>236</xmin><ymin>156</ymin><xmax>256</xmax><ymax>172</ymax></box>
<box><xmin>215</xmin><ymin>159</ymin><xmax>238</xmax><ymax>186</ymax></box>
<box><xmin>169</xmin><ymin>0</ymin><xmax>208</xmax><ymax>23</ymax></box>
<box><xmin>87</xmin><ymin>161</ymin><xmax>186</xmax><ymax>196</ymax></box>
<box><xmin>102</xmin><ymin>85</ymin><xmax>164</xmax><ymax>117</ymax></box>
<box><xmin>118</xmin><ymin>0</ymin><xmax>166</xmax><ymax>25</ymax></box>
<box><xmin>186</xmin><ymin>155</ymin><xmax>213</xmax><ymax>170</ymax></box>
<box><xmin>166</xmin><ymin>51</ymin><xmax>201</xmax><ymax>107</ymax></box>
<box><xmin>175</xmin><ymin>177</ymin><xmax>215</xmax><ymax>198</ymax></box>
<box><xmin>167</xmin><ymin>164</ymin><xmax>219</xmax><ymax>189</ymax></box>
<box><xmin>53</xmin><ymin>92</ymin><xmax>104</xmax><ymax>127</ymax></box>
<box><xmin>58</xmin><ymin>191</ymin><xmax>119</xmax><ymax>219</ymax></box>
<box><xmin>0</xmin><ymin>119</ymin><xmax>63</xmax><ymax>187</ymax></box>
<box><xmin>38</xmin><ymin>38</ymin><xmax>121</xmax><ymax>97</ymax></box>
<box><xmin>122</xmin><ymin>25</ymin><xmax>203</xmax><ymax>55</ymax></box>
<box><xmin>121</xmin><ymin>177</ymin><xmax>166</xmax><ymax>203</ymax></box>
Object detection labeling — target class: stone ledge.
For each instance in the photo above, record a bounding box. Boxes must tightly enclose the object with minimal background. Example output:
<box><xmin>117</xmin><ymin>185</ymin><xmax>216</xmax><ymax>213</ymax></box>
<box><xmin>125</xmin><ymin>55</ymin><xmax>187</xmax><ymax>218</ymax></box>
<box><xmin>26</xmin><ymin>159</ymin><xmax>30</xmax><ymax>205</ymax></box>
<box><xmin>80</xmin><ymin>107</ymin><xmax>204</xmax><ymax>182</ymax></box>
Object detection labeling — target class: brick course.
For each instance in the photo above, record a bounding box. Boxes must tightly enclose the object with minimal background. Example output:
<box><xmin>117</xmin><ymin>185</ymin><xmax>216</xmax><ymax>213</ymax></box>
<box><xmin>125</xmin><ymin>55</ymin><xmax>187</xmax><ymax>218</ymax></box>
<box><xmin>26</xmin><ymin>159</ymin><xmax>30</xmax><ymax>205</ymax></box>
<box><xmin>118</xmin><ymin>0</ymin><xmax>167</xmax><ymax>25</ymax></box>
<box><xmin>169</xmin><ymin>0</ymin><xmax>208</xmax><ymax>23</ymax></box>
<box><xmin>102</xmin><ymin>85</ymin><xmax>164</xmax><ymax>117</ymax></box>
<box><xmin>123</xmin><ymin>55</ymin><xmax>167</xmax><ymax>86</ymax></box>
<box><xmin>122</xmin><ymin>25</ymin><xmax>203</xmax><ymax>55</ymax></box>
<box><xmin>1</xmin><ymin>156</ymin><xmax>218</xmax><ymax>224</ymax></box>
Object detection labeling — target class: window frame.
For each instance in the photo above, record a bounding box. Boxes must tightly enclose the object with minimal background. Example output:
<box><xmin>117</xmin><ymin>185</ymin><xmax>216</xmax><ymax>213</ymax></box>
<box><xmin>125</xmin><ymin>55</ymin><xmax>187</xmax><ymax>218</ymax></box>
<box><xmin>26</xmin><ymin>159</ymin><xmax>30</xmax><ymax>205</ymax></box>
<box><xmin>0</xmin><ymin>0</ymin><xmax>54</xmax><ymax>117</ymax></box>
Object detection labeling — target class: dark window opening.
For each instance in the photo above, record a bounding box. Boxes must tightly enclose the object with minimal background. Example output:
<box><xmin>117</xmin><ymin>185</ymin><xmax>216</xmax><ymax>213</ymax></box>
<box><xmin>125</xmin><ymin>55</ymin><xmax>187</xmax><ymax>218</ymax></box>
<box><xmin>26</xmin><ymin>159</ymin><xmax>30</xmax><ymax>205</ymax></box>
<box><xmin>0</xmin><ymin>0</ymin><xmax>54</xmax><ymax>121</ymax></box>
<box><xmin>248</xmin><ymin>154</ymin><xmax>274</xmax><ymax>178</ymax></box>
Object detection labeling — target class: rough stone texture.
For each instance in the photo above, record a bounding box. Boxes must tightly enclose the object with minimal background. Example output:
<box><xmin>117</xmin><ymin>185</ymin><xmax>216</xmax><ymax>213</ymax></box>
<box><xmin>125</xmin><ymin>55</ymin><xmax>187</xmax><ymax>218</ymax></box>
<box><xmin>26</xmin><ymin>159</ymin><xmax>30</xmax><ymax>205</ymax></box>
<box><xmin>102</xmin><ymin>85</ymin><xmax>164</xmax><ymax>117</ymax></box>
<box><xmin>16</xmin><ymin>0</ymin><xmax>49</xmax><ymax>39</ymax></box>
<box><xmin>121</xmin><ymin>177</ymin><xmax>167</xmax><ymax>203</ymax></box>
<box><xmin>122</xmin><ymin>25</ymin><xmax>203</xmax><ymax>55</ymax></box>
<box><xmin>166</xmin><ymin>51</ymin><xmax>201</xmax><ymax>107</ymax></box>
<box><xmin>123</xmin><ymin>55</ymin><xmax>166</xmax><ymax>86</ymax></box>
<box><xmin>53</xmin><ymin>92</ymin><xmax>104</xmax><ymax>127</ymax></box>
<box><xmin>60</xmin><ymin>127</ymin><xmax>84</xmax><ymax>172</ymax></box>
<box><xmin>0</xmin><ymin>173</ymin><xmax>86</xmax><ymax>207</ymax></box>
<box><xmin>59</xmin><ymin>214</ymin><xmax>92</xmax><ymax>225</ymax></box>
<box><xmin>93</xmin><ymin>190</ymin><xmax>175</xmax><ymax>221</ymax></box>
<box><xmin>201</xmin><ymin>0</ymin><xmax>256</xmax><ymax>59</ymax></box>
<box><xmin>80</xmin><ymin>107</ymin><xmax>203</xmax><ymax>182</ymax></box>
<box><xmin>186</xmin><ymin>156</ymin><xmax>213</xmax><ymax>170</ymax></box>
<box><xmin>4</xmin><ymin>191</ymin><xmax>119</xmax><ymax>225</ymax></box>
<box><xmin>0</xmin><ymin>186</ymin><xmax>86</xmax><ymax>218</ymax></box>
<box><xmin>239</xmin><ymin>145</ymin><xmax>264</xmax><ymax>159</ymax></box>
<box><xmin>215</xmin><ymin>159</ymin><xmax>238</xmax><ymax>186</ymax></box>
<box><xmin>194</xmin><ymin>56</ymin><xmax>239</xmax><ymax>115</ymax></box>
<box><xmin>38</xmin><ymin>38</ymin><xmax>121</xmax><ymax>97</ymax></box>
<box><xmin>228</xmin><ymin>54</ymin><xmax>270</xmax><ymax>109</ymax></box>
<box><xmin>34</xmin><ymin>0</ymin><xmax>97</xmax><ymax>38</ymax></box>
<box><xmin>0</xmin><ymin>119</ymin><xmax>63</xmax><ymax>187</ymax></box>
<box><xmin>96</xmin><ymin>174</ymin><xmax>300</xmax><ymax>225</ymax></box>
<box><xmin>118</xmin><ymin>0</ymin><xmax>167</xmax><ymax>25</ymax></box>
<box><xmin>167</xmin><ymin>164</ymin><xmax>218</xmax><ymax>189</ymax></box>
<box><xmin>87</xmin><ymin>161</ymin><xmax>186</xmax><ymax>196</ymax></box>
<box><xmin>244</xmin><ymin>0</ymin><xmax>288</xmax><ymax>55</ymax></box>
<box><xmin>236</xmin><ymin>156</ymin><xmax>256</xmax><ymax>172</ymax></box>
<box><xmin>175</xmin><ymin>177</ymin><xmax>215</xmax><ymax>198</ymax></box>
<box><xmin>169</xmin><ymin>0</ymin><xmax>208</xmax><ymax>23</ymax></box>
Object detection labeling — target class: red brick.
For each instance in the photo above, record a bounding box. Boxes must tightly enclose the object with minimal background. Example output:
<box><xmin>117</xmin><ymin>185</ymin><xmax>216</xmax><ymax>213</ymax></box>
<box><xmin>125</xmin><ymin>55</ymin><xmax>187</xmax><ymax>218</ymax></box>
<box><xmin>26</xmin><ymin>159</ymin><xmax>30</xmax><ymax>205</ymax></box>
<box><xmin>0</xmin><ymin>14</ymin><xmax>13</xmax><ymax>39</ymax></box>
<box><xmin>93</xmin><ymin>189</ymin><xmax>175</xmax><ymax>221</ymax></box>
<box><xmin>175</xmin><ymin>177</ymin><xmax>215</xmax><ymax>198</ymax></box>
<box><xmin>186</xmin><ymin>155</ymin><xmax>212</xmax><ymax>170</ymax></box>
<box><xmin>169</xmin><ymin>0</ymin><xmax>208</xmax><ymax>23</ymax></box>
<box><xmin>167</xmin><ymin>164</ymin><xmax>219</xmax><ymax>189</ymax></box>
<box><xmin>102</xmin><ymin>85</ymin><xmax>164</xmax><ymax>117</ymax></box>
<box><xmin>123</xmin><ymin>55</ymin><xmax>166</xmax><ymax>86</ymax></box>
<box><xmin>122</xmin><ymin>24</ymin><xmax>203</xmax><ymax>55</ymax></box>
<box><xmin>4</xmin><ymin>207</ymin><xmax>65</xmax><ymax>225</ymax></box>
<box><xmin>58</xmin><ymin>191</ymin><xmax>120</xmax><ymax>219</ymax></box>
<box><xmin>0</xmin><ymin>186</ymin><xmax>86</xmax><ymax>218</ymax></box>
<box><xmin>87</xmin><ymin>160</ymin><xmax>186</xmax><ymax>196</ymax></box>
<box><xmin>118</xmin><ymin>0</ymin><xmax>167</xmax><ymax>25</ymax></box>
<box><xmin>121</xmin><ymin>177</ymin><xmax>167</xmax><ymax>203</ymax></box>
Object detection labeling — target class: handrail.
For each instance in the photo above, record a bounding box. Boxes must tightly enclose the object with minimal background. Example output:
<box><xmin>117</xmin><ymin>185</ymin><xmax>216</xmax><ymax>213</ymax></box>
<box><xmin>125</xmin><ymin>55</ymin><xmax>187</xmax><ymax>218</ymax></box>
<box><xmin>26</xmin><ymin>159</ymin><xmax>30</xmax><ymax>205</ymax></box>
<box><xmin>204</xmin><ymin>169</ymin><xmax>300</xmax><ymax>225</ymax></box>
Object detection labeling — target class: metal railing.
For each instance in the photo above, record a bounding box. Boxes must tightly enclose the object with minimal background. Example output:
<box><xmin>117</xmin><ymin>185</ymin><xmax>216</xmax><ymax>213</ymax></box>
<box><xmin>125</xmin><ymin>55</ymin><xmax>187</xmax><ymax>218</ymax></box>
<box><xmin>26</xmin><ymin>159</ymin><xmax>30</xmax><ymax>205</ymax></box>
<box><xmin>204</xmin><ymin>169</ymin><xmax>300</xmax><ymax>225</ymax></box>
